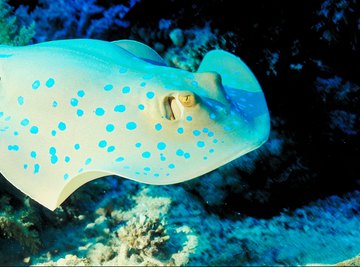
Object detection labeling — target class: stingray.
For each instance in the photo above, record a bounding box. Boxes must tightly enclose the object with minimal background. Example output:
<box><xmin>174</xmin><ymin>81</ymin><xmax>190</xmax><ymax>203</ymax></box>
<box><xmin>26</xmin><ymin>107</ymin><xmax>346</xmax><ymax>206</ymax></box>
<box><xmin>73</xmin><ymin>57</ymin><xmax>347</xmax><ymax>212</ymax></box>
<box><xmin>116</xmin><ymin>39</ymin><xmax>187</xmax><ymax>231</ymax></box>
<box><xmin>0</xmin><ymin>39</ymin><xmax>270</xmax><ymax>210</ymax></box>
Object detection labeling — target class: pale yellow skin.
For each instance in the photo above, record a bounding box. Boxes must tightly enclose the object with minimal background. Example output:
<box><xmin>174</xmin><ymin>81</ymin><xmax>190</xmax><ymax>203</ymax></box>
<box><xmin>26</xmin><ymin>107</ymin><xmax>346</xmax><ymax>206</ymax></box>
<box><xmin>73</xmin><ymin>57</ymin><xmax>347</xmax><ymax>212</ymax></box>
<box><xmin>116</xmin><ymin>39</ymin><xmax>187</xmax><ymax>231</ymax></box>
<box><xmin>0</xmin><ymin>39</ymin><xmax>270</xmax><ymax>210</ymax></box>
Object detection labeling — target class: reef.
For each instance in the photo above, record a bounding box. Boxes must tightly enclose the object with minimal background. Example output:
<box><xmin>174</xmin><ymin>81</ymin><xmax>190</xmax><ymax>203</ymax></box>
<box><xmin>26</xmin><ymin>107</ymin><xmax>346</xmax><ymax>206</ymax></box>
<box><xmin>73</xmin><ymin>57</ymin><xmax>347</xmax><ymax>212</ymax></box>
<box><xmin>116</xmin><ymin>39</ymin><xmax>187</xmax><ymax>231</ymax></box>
<box><xmin>0</xmin><ymin>0</ymin><xmax>359</xmax><ymax>265</ymax></box>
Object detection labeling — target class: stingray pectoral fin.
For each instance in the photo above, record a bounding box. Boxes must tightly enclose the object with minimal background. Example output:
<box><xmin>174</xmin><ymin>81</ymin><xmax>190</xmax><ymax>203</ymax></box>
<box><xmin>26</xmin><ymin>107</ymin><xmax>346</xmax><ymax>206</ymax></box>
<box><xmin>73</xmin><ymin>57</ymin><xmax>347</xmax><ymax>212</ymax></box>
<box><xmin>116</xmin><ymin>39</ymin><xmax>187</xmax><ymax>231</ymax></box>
<box><xmin>112</xmin><ymin>40</ymin><xmax>167</xmax><ymax>66</ymax></box>
<box><xmin>55</xmin><ymin>170</ymin><xmax>114</xmax><ymax>210</ymax></box>
<box><xmin>198</xmin><ymin>50</ymin><xmax>270</xmax><ymax>144</ymax></box>
<box><xmin>197</xmin><ymin>50</ymin><xmax>261</xmax><ymax>93</ymax></box>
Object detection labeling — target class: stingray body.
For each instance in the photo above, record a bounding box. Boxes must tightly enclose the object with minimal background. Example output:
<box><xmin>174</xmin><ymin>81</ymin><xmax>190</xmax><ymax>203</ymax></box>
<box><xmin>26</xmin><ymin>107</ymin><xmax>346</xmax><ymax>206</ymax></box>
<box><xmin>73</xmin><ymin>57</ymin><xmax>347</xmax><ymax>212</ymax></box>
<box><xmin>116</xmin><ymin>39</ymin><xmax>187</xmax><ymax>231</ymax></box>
<box><xmin>0</xmin><ymin>39</ymin><xmax>270</xmax><ymax>210</ymax></box>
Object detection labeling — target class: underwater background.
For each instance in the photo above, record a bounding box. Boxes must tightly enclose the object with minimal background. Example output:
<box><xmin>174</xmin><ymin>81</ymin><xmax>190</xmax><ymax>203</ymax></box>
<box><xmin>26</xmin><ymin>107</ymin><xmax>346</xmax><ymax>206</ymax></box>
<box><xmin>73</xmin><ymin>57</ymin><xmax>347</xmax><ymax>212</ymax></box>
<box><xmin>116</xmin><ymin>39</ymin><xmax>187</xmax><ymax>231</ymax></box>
<box><xmin>0</xmin><ymin>0</ymin><xmax>359</xmax><ymax>265</ymax></box>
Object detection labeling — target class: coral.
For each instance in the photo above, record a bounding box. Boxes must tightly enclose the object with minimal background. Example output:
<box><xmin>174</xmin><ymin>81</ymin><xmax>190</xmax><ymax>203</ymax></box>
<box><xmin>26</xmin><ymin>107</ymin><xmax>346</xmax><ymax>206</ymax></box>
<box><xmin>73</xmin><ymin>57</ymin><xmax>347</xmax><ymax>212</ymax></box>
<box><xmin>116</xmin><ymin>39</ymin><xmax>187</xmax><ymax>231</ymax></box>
<box><xmin>32</xmin><ymin>184</ymin><xmax>197</xmax><ymax>266</ymax></box>
<box><xmin>34</xmin><ymin>254</ymin><xmax>90</xmax><ymax>266</ymax></box>
<box><xmin>0</xmin><ymin>195</ymin><xmax>41</xmax><ymax>254</ymax></box>
<box><xmin>0</xmin><ymin>0</ymin><xmax>35</xmax><ymax>45</ymax></box>
<box><xmin>116</xmin><ymin>215</ymin><xmax>171</xmax><ymax>265</ymax></box>
<box><xmin>313</xmin><ymin>0</ymin><xmax>359</xmax><ymax>50</ymax></box>
<box><xmin>164</xmin><ymin>24</ymin><xmax>237</xmax><ymax>71</ymax></box>
<box><xmin>316</xmin><ymin>76</ymin><xmax>360</xmax><ymax>106</ymax></box>
<box><xmin>329</xmin><ymin>110</ymin><xmax>358</xmax><ymax>136</ymax></box>
<box><xmin>17</xmin><ymin>0</ymin><xmax>141</xmax><ymax>42</ymax></box>
<box><xmin>315</xmin><ymin>76</ymin><xmax>360</xmax><ymax>141</ymax></box>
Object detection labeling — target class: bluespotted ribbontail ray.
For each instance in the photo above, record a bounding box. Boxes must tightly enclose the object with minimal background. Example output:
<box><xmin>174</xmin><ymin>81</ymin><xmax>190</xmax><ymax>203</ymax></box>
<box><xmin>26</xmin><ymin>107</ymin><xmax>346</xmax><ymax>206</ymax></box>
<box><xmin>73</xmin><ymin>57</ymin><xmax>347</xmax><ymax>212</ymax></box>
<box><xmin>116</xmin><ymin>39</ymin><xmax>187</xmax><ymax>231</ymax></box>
<box><xmin>0</xmin><ymin>39</ymin><xmax>270</xmax><ymax>210</ymax></box>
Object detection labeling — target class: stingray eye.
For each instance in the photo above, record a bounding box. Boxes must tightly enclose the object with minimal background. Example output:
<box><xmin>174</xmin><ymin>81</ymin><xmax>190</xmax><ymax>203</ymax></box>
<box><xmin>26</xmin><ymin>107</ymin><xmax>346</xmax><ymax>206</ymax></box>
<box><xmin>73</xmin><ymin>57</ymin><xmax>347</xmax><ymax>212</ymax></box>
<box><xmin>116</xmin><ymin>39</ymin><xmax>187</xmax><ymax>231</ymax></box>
<box><xmin>179</xmin><ymin>93</ymin><xmax>196</xmax><ymax>107</ymax></box>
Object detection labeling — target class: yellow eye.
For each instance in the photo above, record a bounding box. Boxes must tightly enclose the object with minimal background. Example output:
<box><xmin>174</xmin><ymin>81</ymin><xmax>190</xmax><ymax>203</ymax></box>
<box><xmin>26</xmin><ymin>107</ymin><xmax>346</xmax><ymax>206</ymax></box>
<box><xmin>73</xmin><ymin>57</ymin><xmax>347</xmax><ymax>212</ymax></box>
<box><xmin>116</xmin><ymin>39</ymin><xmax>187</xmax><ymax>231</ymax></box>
<box><xmin>179</xmin><ymin>93</ymin><xmax>196</xmax><ymax>107</ymax></box>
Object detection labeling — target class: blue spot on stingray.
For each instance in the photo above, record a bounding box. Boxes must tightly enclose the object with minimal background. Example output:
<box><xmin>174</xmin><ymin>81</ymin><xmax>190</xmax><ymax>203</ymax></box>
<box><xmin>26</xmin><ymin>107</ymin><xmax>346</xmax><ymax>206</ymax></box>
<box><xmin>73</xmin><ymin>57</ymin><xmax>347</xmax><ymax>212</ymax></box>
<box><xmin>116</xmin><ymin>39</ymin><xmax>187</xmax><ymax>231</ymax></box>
<box><xmin>49</xmin><ymin>147</ymin><xmax>56</xmax><ymax>155</ymax></box>
<box><xmin>122</xmin><ymin>86</ymin><xmax>130</xmax><ymax>94</ymax></box>
<box><xmin>30</xmin><ymin>126</ymin><xmax>39</xmax><ymax>134</ymax></box>
<box><xmin>20</xmin><ymin>118</ymin><xmax>30</xmax><ymax>126</ymax></box>
<box><xmin>34</xmin><ymin>164</ymin><xmax>40</xmax><ymax>174</ymax></box>
<box><xmin>104</xmin><ymin>84</ymin><xmax>113</xmax><ymax>91</ymax></box>
<box><xmin>114</xmin><ymin>105</ymin><xmax>126</xmax><ymax>112</ymax></box>
<box><xmin>168</xmin><ymin>163</ymin><xmax>175</xmax><ymax>169</ymax></box>
<box><xmin>50</xmin><ymin>155</ymin><xmax>58</xmax><ymax>164</ymax></box>
<box><xmin>176</xmin><ymin>149</ymin><xmax>184</xmax><ymax>156</ymax></box>
<box><xmin>193</xmin><ymin>130</ymin><xmax>201</xmax><ymax>136</ymax></box>
<box><xmin>208</xmin><ymin>132</ymin><xmax>214</xmax><ymax>137</ymax></box>
<box><xmin>107</xmin><ymin>146</ymin><xmax>115</xmax><ymax>152</ymax></box>
<box><xmin>146</xmin><ymin>91</ymin><xmax>155</xmax><ymax>99</ymax></box>
<box><xmin>203</xmin><ymin>128</ymin><xmax>209</xmax><ymax>133</ymax></box>
<box><xmin>51</xmin><ymin>130</ymin><xmax>57</xmax><ymax>136</ymax></box>
<box><xmin>142</xmin><ymin>151</ymin><xmax>151</xmax><ymax>158</ymax></box>
<box><xmin>210</xmin><ymin>113</ymin><xmax>216</xmax><ymax>120</ymax></box>
<box><xmin>126</xmin><ymin>122</ymin><xmax>137</xmax><ymax>130</ymax></box>
<box><xmin>77</xmin><ymin>90</ymin><xmax>85</xmax><ymax>98</ymax></box>
<box><xmin>13</xmin><ymin>131</ymin><xmax>19</xmax><ymax>136</ymax></box>
<box><xmin>184</xmin><ymin>152</ymin><xmax>191</xmax><ymax>159</ymax></box>
<box><xmin>46</xmin><ymin>78</ymin><xmax>55</xmax><ymax>88</ymax></box>
<box><xmin>191</xmin><ymin>80</ymin><xmax>198</xmax><ymax>87</ymax></box>
<box><xmin>32</xmin><ymin>80</ymin><xmax>40</xmax><ymax>90</ymax></box>
<box><xmin>140</xmin><ymin>82</ymin><xmax>146</xmax><ymax>87</ymax></box>
<box><xmin>85</xmin><ymin>158</ymin><xmax>92</xmax><ymax>165</ymax></box>
<box><xmin>95</xmin><ymin>108</ymin><xmax>105</xmax><ymax>116</ymax></box>
<box><xmin>4</xmin><ymin>116</ymin><xmax>11</xmax><ymax>121</ymax></box>
<box><xmin>157</xmin><ymin>142</ymin><xmax>166</xmax><ymax>150</ymax></box>
<box><xmin>30</xmin><ymin>151</ymin><xmax>37</xmax><ymax>158</ymax></box>
<box><xmin>17</xmin><ymin>96</ymin><xmax>24</xmax><ymax>106</ymax></box>
<box><xmin>74</xmin><ymin>143</ymin><xmax>80</xmax><ymax>150</ymax></box>
<box><xmin>154</xmin><ymin>173</ymin><xmax>160</xmax><ymax>177</ymax></box>
<box><xmin>144</xmin><ymin>167</ymin><xmax>151</xmax><ymax>171</ymax></box>
<box><xmin>160</xmin><ymin>154</ymin><xmax>166</xmax><ymax>161</ymax></box>
<box><xmin>119</xmin><ymin>67</ymin><xmax>127</xmax><ymax>73</ymax></box>
<box><xmin>8</xmin><ymin>145</ymin><xmax>19</xmax><ymax>151</ymax></box>
<box><xmin>58</xmin><ymin>122</ymin><xmax>66</xmax><ymax>131</ymax></box>
<box><xmin>197</xmin><ymin>141</ymin><xmax>205</xmax><ymax>148</ymax></box>
<box><xmin>138</xmin><ymin>104</ymin><xmax>145</xmax><ymax>110</ymax></box>
<box><xmin>224</xmin><ymin>126</ymin><xmax>232</xmax><ymax>132</ymax></box>
<box><xmin>203</xmin><ymin>156</ymin><xmax>208</xmax><ymax>160</ymax></box>
<box><xmin>64</xmin><ymin>156</ymin><xmax>70</xmax><ymax>163</ymax></box>
<box><xmin>64</xmin><ymin>173</ymin><xmax>69</xmax><ymax>180</ymax></box>
<box><xmin>213</xmin><ymin>139</ymin><xmax>218</xmax><ymax>144</ymax></box>
<box><xmin>209</xmin><ymin>149</ymin><xmax>214</xmax><ymax>153</ymax></box>
<box><xmin>52</xmin><ymin>101</ymin><xmax>58</xmax><ymax>108</ymax></box>
<box><xmin>115</xmin><ymin>156</ymin><xmax>124</xmax><ymax>162</ymax></box>
<box><xmin>98</xmin><ymin>140</ymin><xmax>107</xmax><ymax>148</ymax></box>
<box><xmin>24</xmin><ymin>164</ymin><xmax>28</xmax><ymax>170</ymax></box>
<box><xmin>135</xmin><ymin>142</ymin><xmax>142</xmax><ymax>148</ymax></box>
<box><xmin>0</xmin><ymin>112</ymin><xmax>3</xmax><ymax>118</ymax></box>
<box><xmin>106</xmin><ymin>124</ymin><xmax>115</xmax><ymax>132</ymax></box>
<box><xmin>77</xmin><ymin>109</ymin><xmax>84</xmax><ymax>117</ymax></box>
<box><xmin>155</xmin><ymin>123</ymin><xmax>162</xmax><ymax>131</ymax></box>
<box><xmin>177</xmin><ymin>127</ymin><xmax>184</xmax><ymax>134</ymax></box>
<box><xmin>186</xmin><ymin>116</ymin><xmax>193</xmax><ymax>121</ymax></box>
<box><xmin>70</xmin><ymin>98</ymin><xmax>78</xmax><ymax>107</ymax></box>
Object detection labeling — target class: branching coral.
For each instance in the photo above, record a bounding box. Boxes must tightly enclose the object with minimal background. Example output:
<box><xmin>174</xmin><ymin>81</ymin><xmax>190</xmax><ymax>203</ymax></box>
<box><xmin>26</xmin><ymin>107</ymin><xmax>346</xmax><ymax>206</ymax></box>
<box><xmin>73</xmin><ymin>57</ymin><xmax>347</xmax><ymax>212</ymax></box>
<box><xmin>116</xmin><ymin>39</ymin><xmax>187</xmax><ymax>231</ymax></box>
<box><xmin>116</xmin><ymin>215</ymin><xmax>171</xmax><ymax>265</ymax></box>
<box><xmin>313</xmin><ymin>0</ymin><xmax>359</xmax><ymax>50</ymax></box>
<box><xmin>0</xmin><ymin>0</ymin><xmax>35</xmax><ymax>45</ymax></box>
<box><xmin>315</xmin><ymin>76</ymin><xmax>360</xmax><ymax>139</ymax></box>
<box><xmin>0</xmin><ymin>196</ymin><xmax>41</xmax><ymax>254</ymax></box>
<box><xmin>16</xmin><ymin>0</ymin><xmax>141</xmax><ymax>42</ymax></box>
<box><xmin>164</xmin><ymin>25</ymin><xmax>237</xmax><ymax>71</ymax></box>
